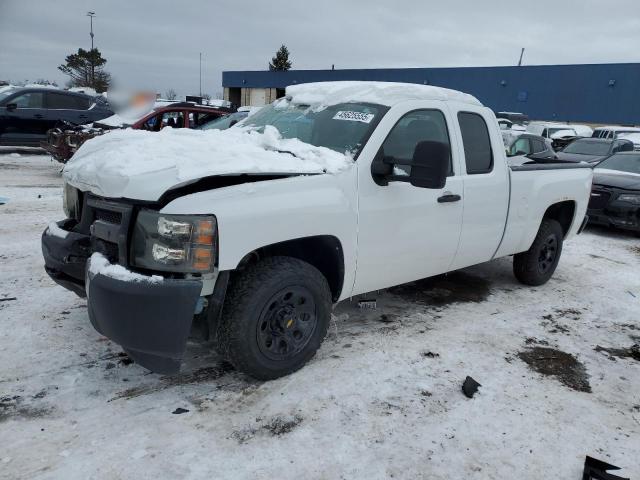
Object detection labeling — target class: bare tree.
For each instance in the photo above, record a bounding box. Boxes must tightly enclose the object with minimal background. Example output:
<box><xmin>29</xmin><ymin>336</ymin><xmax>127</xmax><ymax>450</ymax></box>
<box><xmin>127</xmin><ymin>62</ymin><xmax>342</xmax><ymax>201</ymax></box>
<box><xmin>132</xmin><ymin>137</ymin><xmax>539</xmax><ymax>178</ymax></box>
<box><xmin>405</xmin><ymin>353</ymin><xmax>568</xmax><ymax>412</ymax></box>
<box><xmin>165</xmin><ymin>88</ymin><xmax>177</xmax><ymax>100</ymax></box>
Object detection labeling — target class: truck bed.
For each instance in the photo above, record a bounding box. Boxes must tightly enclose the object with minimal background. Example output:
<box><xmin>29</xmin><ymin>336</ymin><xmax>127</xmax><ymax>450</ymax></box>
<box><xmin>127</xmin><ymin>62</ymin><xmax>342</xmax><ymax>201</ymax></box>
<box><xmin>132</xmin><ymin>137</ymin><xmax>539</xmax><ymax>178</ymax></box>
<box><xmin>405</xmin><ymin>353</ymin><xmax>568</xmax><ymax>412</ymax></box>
<box><xmin>494</xmin><ymin>162</ymin><xmax>593</xmax><ymax>258</ymax></box>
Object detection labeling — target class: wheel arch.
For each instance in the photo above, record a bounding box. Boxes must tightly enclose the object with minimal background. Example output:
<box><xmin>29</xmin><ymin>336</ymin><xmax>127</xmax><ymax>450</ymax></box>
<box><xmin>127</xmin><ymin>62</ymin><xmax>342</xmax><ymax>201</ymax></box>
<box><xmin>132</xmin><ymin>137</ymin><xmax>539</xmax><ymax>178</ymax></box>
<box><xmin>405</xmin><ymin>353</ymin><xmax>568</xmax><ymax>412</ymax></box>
<box><xmin>235</xmin><ymin>235</ymin><xmax>345</xmax><ymax>302</ymax></box>
<box><xmin>542</xmin><ymin>200</ymin><xmax>576</xmax><ymax>237</ymax></box>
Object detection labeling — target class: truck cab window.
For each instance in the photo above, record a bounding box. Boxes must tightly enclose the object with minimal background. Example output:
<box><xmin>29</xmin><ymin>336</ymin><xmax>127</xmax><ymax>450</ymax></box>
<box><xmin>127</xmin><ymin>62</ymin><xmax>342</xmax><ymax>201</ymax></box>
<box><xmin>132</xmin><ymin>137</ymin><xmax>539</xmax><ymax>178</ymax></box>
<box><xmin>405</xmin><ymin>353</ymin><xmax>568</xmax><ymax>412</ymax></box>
<box><xmin>458</xmin><ymin>112</ymin><xmax>493</xmax><ymax>174</ymax></box>
<box><xmin>381</xmin><ymin>109</ymin><xmax>452</xmax><ymax>175</ymax></box>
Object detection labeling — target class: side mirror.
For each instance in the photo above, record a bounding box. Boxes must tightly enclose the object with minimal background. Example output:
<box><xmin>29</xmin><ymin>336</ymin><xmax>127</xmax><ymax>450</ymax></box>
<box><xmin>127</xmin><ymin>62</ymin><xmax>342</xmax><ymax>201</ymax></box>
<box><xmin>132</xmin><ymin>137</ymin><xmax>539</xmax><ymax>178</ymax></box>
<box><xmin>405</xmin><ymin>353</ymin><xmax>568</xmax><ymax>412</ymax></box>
<box><xmin>370</xmin><ymin>140</ymin><xmax>449</xmax><ymax>189</ymax></box>
<box><xmin>408</xmin><ymin>141</ymin><xmax>449</xmax><ymax>189</ymax></box>
<box><xmin>6</xmin><ymin>103</ymin><xmax>17</xmax><ymax>111</ymax></box>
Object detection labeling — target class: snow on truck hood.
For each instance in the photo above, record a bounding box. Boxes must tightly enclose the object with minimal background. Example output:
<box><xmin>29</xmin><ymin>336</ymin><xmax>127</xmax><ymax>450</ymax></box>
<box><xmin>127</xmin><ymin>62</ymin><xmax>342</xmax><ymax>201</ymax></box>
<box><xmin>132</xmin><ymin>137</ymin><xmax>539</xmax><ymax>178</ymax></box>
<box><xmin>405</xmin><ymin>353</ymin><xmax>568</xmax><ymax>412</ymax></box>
<box><xmin>63</xmin><ymin>126</ymin><xmax>352</xmax><ymax>201</ymax></box>
<box><xmin>285</xmin><ymin>81</ymin><xmax>482</xmax><ymax>108</ymax></box>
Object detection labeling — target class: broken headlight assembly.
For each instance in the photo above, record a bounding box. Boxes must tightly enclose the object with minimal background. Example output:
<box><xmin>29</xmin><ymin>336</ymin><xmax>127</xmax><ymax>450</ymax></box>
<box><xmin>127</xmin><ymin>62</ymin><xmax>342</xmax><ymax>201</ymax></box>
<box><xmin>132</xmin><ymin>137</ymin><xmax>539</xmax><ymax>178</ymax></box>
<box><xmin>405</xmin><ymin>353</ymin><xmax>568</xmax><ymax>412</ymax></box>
<box><xmin>131</xmin><ymin>210</ymin><xmax>217</xmax><ymax>273</ymax></box>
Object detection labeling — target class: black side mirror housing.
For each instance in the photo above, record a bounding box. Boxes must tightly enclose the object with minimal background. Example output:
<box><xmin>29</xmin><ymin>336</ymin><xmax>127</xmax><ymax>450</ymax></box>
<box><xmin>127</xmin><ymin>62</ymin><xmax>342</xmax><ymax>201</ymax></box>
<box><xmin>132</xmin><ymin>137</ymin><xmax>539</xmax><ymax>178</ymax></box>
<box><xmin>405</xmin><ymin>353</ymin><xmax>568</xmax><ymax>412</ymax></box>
<box><xmin>6</xmin><ymin>103</ymin><xmax>17</xmax><ymax>111</ymax></box>
<box><xmin>371</xmin><ymin>141</ymin><xmax>449</xmax><ymax>189</ymax></box>
<box><xmin>408</xmin><ymin>141</ymin><xmax>449</xmax><ymax>189</ymax></box>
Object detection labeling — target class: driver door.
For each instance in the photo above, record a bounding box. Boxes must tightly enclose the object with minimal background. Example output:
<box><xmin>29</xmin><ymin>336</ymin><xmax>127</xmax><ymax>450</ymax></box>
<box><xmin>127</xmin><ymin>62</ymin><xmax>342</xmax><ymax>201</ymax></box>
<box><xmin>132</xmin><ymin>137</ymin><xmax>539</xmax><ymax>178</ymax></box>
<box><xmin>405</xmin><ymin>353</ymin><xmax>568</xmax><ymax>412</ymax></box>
<box><xmin>352</xmin><ymin>102</ymin><xmax>464</xmax><ymax>296</ymax></box>
<box><xmin>0</xmin><ymin>91</ymin><xmax>46</xmax><ymax>145</ymax></box>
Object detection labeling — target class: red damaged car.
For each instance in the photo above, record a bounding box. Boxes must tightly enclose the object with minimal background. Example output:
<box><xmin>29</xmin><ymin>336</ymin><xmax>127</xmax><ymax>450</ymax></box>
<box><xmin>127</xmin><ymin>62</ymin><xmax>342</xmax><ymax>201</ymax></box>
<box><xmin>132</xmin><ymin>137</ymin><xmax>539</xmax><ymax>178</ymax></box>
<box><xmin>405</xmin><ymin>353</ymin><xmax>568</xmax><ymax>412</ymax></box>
<box><xmin>43</xmin><ymin>102</ymin><xmax>231</xmax><ymax>163</ymax></box>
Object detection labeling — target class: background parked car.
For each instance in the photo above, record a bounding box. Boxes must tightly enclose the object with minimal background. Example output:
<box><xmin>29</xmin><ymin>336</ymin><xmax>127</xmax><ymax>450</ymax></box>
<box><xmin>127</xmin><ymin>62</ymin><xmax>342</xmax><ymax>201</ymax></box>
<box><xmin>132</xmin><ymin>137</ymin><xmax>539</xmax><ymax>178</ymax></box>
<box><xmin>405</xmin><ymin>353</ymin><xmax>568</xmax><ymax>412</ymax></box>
<box><xmin>43</xmin><ymin>102</ymin><xmax>229</xmax><ymax>163</ymax></box>
<box><xmin>0</xmin><ymin>87</ymin><xmax>113</xmax><ymax>146</ymax></box>
<box><xmin>507</xmin><ymin>133</ymin><xmax>557</xmax><ymax>161</ymax></box>
<box><xmin>616</xmin><ymin>132</ymin><xmax>640</xmax><ymax>151</ymax></box>
<box><xmin>197</xmin><ymin>111</ymin><xmax>248</xmax><ymax>130</ymax></box>
<box><xmin>587</xmin><ymin>152</ymin><xmax>640</xmax><ymax>234</ymax></box>
<box><xmin>555</xmin><ymin>138</ymin><xmax>633</xmax><ymax>164</ymax></box>
<box><xmin>495</xmin><ymin>111</ymin><xmax>529</xmax><ymax>124</ymax></box>
<box><xmin>592</xmin><ymin>125</ymin><xmax>640</xmax><ymax>139</ymax></box>
<box><xmin>526</xmin><ymin>122</ymin><xmax>577</xmax><ymax>140</ymax></box>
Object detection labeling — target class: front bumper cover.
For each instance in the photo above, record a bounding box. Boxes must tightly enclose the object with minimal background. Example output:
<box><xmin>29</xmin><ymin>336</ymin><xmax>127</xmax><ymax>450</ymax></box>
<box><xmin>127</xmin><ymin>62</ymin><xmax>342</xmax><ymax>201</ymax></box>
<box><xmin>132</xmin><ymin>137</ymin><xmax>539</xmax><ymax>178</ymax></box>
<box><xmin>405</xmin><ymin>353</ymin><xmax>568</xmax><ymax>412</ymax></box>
<box><xmin>41</xmin><ymin>220</ymin><xmax>90</xmax><ymax>297</ymax></box>
<box><xmin>43</xmin><ymin>221</ymin><xmax>204</xmax><ymax>374</ymax></box>
<box><xmin>86</xmin><ymin>256</ymin><xmax>202</xmax><ymax>374</ymax></box>
<box><xmin>587</xmin><ymin>204</ymin><xmax>640</xmax><ymax>232</ymax></box>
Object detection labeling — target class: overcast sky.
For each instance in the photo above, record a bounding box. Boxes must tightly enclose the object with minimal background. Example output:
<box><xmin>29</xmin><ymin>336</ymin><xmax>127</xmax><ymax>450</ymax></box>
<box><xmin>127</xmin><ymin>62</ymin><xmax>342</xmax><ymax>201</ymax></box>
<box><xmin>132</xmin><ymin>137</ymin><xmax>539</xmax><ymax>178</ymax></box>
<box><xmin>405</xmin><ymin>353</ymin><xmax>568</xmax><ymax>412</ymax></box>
<box><xmin>1</xmin><ymin>0</ymin><xmax>639</xmax><ymax>98</ymax></box>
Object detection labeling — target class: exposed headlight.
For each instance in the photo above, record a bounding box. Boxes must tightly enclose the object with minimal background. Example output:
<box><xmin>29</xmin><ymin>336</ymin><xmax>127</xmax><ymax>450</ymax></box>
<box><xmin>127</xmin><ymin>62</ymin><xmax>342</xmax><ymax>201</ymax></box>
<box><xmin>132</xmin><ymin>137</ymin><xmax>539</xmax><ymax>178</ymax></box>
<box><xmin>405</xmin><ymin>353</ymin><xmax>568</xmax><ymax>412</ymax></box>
<box><xmin>617</xmin><ymin>194</ymin><xmax>640</xmax><ymax>205</ymax></box>
<box><xmin>131</xmin><ymin>209</ymin><xmax>217</xmax><ymax>273</ymax></box>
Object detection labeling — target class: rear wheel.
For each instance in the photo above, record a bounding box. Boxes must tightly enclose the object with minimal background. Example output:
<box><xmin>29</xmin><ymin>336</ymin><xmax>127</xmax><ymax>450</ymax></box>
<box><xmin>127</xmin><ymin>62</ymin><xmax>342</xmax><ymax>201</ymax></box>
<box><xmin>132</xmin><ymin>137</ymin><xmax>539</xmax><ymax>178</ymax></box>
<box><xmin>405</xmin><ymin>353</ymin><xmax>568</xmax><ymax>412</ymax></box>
<box><xmin>217</xmin><ymin>256</ymin><xmax>331</xmax><ymax>380</ymax></box>
<box><xmin>513</xmin><ymin>219</ymin><xmax>564</xmax><ymax>286</ymax></box>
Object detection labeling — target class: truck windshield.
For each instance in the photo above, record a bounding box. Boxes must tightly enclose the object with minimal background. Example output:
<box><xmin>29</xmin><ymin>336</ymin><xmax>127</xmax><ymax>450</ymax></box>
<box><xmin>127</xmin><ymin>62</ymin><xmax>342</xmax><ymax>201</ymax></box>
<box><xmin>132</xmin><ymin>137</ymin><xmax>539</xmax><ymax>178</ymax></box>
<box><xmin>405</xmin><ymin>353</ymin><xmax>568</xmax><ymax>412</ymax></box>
<box><xmin>563</xmin><ymin>140</ymin><xmax>611</xmax><ymax>155</ymax></box>
<box><xmin>595</xmin><ymin>153</ymin><xmax>640</xmax><ymax>174</ymax></box>
<box><xmin>241</xmin><ymin>101</ymin><xmax>386</xmax><ymax>156</ymax></box>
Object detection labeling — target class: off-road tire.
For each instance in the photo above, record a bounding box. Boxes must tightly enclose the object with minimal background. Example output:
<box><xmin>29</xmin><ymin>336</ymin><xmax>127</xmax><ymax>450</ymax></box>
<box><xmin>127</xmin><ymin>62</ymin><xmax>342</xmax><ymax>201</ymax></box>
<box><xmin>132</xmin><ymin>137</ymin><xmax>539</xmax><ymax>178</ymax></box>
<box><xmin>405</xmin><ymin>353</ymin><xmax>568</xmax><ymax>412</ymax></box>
<box><xmin>513</xmin><ymin>219</ymin><xmax>564</xmax><ymax>286</ymax></box>
<box><xmin>217</xmin><ymin>256</ymin><xmax>332</xmax><ymax>380</ymax></box>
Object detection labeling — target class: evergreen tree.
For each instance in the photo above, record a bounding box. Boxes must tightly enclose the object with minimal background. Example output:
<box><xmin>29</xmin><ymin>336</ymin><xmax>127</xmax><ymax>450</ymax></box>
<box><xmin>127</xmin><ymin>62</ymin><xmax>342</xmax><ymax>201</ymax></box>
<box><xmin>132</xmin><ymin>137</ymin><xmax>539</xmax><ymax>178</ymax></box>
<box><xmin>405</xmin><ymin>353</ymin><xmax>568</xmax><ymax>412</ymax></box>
<box><xmin>269</xmin><ymin>45</ymin><xmax>292</xmax><ymax>71</ymax></box>
<box><xmin>58</xmin><ymin>48</ymin><xmax>111</xmax><ymax>92</ymax></box>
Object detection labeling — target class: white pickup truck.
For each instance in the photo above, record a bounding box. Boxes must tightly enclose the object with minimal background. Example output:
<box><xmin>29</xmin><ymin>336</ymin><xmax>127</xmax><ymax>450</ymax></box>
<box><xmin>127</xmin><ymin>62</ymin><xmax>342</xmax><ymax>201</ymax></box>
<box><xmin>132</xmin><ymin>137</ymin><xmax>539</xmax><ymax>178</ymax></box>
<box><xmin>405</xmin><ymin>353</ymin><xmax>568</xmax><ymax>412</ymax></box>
<box><xmin>42</xmin><ymin>82</ymin><xmax>592</xmax><ymax>379</ymax></box>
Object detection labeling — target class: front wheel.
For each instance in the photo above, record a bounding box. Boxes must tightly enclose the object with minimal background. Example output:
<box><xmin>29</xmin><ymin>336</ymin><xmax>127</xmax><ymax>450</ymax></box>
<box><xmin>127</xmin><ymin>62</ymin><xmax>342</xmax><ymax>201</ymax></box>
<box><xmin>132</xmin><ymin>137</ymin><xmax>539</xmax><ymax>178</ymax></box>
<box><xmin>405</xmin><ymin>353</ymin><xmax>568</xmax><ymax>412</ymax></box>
<box><xmin>513</xmin><ymin>219</ymin><xmax>564</xmax><ymax>286</ymax></box>
<box><xmin>217</xmin><ymin>256</ymin><xmax>332</xmax><ymax>380</ymax></box>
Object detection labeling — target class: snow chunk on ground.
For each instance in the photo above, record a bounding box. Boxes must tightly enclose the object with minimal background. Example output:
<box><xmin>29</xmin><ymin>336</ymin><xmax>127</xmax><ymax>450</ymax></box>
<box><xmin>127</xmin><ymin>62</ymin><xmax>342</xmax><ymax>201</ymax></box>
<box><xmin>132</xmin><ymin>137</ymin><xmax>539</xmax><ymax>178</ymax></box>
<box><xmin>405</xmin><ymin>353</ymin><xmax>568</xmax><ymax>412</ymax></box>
<box><xmin>286</xmin><ymin>81</ymin><xmax>481</xmax><ymax>109</ymax></box>
<box><xmin>46</xmin><ymin>222</ymin><xmax>68</xmax><ymax>239</ymax></box>
<box><xmin>89</xmin><ymin>252</ymin><xmax>163</xmax><ymax>283</ymax></box>
<box><xmin>63</xmin><ymin>126</ymin><xmax>352</xmax><ymax>200</ymax></box>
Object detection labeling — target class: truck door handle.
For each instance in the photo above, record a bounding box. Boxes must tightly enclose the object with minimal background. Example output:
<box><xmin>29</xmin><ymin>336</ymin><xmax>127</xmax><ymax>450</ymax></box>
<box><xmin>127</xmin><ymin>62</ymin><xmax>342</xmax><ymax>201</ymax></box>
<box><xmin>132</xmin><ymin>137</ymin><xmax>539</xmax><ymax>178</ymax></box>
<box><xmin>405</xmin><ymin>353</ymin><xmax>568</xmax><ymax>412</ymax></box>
<box><xmin>437</xmin><ymin>193</ymin><xmax>461</xmax><ymax>203</ymax></box>
<box><xmin>34</xmin><ymin>114</ymin><xmax>44</xmax><ymax>119</ymax></box>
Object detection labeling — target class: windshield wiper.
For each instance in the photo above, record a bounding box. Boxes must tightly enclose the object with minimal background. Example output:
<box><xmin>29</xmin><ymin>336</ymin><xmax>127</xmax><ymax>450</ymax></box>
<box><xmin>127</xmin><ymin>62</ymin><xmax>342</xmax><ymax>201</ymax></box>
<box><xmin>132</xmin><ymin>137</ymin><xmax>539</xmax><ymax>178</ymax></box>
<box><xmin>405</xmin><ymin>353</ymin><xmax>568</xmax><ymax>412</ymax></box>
<box><xmin>274</xmin><ymin>149</ymin><xmax>300</xmax><ymax>159</ymax></box>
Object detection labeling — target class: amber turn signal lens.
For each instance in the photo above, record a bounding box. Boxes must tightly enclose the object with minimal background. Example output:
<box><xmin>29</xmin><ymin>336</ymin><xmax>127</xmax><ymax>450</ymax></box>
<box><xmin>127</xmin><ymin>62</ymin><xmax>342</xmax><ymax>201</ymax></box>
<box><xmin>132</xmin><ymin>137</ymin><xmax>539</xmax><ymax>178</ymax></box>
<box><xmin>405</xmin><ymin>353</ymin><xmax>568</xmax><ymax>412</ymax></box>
<box><xmin>194</xmin><ymin>220</ymin><xmax>215</xmax><ymax>245</ymax></box>
<box><xmin>192</xmin><ymin>247</ymin><xmax>213</xmax><ymax>271</ymax></box>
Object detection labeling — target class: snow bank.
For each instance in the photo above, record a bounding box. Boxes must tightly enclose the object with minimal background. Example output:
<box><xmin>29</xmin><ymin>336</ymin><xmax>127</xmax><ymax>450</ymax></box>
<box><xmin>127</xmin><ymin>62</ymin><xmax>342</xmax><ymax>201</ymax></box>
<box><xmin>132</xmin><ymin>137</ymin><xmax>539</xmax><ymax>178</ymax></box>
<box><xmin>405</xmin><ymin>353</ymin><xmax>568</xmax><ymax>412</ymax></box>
<box><xmin>46</xmin><ymin>222</ymin><xmax>69</xmax><ymax>239</ymax></box>
<box><xmin>63</xmin><ymin>126</ymin><xmax>352</xmax><ymax>200</ymax></box>
<box><xmin>285</xmin><ymin>81</ymin><xmax>482</xmax><ymax>109</ymax></box>
<box><xmin>89</xmin><ymin>252</ymin><xmax>163</xmax><ymax>283</ymax></box>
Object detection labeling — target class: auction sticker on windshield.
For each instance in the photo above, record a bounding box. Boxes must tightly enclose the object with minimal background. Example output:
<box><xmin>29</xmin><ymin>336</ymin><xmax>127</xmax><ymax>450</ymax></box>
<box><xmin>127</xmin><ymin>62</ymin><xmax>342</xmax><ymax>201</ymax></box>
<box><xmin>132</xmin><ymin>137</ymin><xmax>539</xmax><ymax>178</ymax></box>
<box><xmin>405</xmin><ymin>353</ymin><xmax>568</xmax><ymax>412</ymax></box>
<box><xmin>333</xmin><ymin>111</ymin><xmax>375</xmax><ymax>123</ymax></box>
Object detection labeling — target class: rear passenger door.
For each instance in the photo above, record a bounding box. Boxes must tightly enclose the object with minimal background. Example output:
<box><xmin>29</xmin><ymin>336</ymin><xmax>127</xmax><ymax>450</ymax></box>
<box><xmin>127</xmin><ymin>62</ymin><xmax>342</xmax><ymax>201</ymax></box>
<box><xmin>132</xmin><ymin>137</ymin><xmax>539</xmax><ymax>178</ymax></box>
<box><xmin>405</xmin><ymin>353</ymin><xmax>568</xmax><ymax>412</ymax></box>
<box><xmin>45</xmin><ymin>92</ymin><xmax>91</xmax><ymax>127</ymax></box>
<box><xmin>449</xmin><ymin>107</ymin><xmax>510</xmax><ymax>270</ymax></box>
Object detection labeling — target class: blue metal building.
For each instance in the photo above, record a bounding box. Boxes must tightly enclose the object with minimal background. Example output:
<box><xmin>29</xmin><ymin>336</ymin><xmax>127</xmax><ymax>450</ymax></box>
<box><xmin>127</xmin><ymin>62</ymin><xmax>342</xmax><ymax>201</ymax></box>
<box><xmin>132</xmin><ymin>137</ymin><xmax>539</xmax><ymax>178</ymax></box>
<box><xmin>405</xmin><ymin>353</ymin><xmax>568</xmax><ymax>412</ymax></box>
<box><xmin>222</xmin><ymin>63</ymin><xmax>640</xmax><ymax>125</ymax></box>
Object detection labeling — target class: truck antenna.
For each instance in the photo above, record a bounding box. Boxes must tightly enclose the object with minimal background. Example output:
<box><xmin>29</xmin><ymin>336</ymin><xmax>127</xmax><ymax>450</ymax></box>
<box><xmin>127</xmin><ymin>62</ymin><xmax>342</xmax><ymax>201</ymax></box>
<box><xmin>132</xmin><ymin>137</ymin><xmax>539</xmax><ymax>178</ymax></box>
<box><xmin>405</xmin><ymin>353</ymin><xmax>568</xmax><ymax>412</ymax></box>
<box><xmin>517</xmin><ymin>48</ymin><xmax>525</xmax><ymax>67</ymax></box>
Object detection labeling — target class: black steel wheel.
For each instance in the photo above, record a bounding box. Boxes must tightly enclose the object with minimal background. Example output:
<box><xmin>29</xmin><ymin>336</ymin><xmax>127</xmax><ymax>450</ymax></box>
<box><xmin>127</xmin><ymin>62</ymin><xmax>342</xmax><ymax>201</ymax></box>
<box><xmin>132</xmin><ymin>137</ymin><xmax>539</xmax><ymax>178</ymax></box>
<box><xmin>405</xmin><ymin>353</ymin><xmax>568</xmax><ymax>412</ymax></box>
<box><xmin>537</xmin><ymin>235</ymin><xmax>558</xmax><ymax>274</ymax></box>
<box><xmin>514</xmin><ymin>219</ymin><xmax>564</xmax><ymax>286</ymax></box>
<box><xmin>257</xmin><ymin>286</ymin><xmax>318</xmax><ymax>362</ymax></box>
<box><xmin>217</xmin><ymin>256</ymin><xmax>331</xmax><ymax>380</ymax></box>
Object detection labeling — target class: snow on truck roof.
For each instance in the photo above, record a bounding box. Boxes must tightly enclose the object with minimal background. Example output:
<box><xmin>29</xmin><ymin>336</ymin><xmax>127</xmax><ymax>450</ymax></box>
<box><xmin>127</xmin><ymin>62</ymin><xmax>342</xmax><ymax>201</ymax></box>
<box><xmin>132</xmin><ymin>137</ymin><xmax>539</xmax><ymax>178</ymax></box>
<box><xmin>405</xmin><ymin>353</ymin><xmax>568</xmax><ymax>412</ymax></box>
<box><xmin>285</xmin><ymin>81</ymin><xmax>482</xmax><ymax>108</ymax></box>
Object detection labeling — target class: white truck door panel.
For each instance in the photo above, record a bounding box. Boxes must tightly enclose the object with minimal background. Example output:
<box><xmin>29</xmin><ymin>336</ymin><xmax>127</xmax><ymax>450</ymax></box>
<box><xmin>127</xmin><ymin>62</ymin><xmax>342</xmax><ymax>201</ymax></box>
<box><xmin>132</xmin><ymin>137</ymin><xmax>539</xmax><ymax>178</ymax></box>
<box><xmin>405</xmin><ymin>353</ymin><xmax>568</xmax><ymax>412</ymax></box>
<box><xmin>449</xmin><ymin>105</ymin><xmax>509</xmax><ymax>270</ymax></box>
<box><xmin>353</xmin><ymin>101</ymin><xmax>464</xmax><ymax>296</ymax></box>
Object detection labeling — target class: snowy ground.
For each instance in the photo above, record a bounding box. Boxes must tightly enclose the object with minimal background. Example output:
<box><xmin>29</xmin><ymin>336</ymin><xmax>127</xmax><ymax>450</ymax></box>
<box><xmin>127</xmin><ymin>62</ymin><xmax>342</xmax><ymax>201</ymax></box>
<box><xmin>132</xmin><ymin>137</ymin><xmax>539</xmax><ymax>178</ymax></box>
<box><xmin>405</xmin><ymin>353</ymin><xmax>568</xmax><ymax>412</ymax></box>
<box><xmin>1</xmin><ymin>153</ymin><xmax>639</xmax><ymax>479</ymax></box>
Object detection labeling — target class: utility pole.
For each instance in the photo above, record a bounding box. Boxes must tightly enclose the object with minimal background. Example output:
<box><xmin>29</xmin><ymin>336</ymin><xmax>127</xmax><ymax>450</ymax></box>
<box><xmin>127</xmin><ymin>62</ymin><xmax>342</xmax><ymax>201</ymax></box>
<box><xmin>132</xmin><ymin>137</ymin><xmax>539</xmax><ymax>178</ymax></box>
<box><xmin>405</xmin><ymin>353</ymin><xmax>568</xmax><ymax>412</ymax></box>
<box><xmin>87</xmin><ymin>12</ymin><xmax>96</xmax><ymax>87</ymax></box>
<box><xmin>199</xmin><ymin>52</ymin><xmax>202</xmax><ymax>97</ymax></box>
<box><xmin>87</xmin><ymin>12</ymin><xmax>95</xmax><ymax>50</ymax></box>
<box><xmin>517</xmin><ymin>47</ymin><xmax>525</xmax><ymax>67</ymax></box>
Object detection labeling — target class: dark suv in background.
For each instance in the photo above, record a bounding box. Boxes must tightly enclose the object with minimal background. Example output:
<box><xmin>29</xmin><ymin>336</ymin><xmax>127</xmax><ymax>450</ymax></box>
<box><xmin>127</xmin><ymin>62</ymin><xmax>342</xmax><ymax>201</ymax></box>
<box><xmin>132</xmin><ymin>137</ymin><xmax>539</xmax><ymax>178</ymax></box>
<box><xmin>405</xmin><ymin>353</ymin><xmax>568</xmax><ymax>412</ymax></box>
<box><xmin>0</xmin><ymin>87</ymin><xmax>113</xmax><ymax>146</ymax></box>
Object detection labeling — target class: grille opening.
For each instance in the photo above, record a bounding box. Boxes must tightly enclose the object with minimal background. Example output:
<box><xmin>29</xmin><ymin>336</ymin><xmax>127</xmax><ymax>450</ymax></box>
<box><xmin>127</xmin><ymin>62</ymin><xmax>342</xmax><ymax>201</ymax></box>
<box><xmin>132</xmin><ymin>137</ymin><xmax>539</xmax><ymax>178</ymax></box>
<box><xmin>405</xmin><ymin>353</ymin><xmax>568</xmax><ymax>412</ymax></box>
<box><xmin>94</xmin><ymin>208</ymin><xmax>122</xmax><ymax>225</ymax></box>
